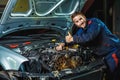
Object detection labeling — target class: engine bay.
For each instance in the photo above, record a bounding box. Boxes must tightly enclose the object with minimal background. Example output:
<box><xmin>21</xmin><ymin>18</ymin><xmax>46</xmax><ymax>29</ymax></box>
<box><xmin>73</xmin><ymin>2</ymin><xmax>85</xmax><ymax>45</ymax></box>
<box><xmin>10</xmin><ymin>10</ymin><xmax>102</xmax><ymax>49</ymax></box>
<box><xmin>9</xmin><ymin>40</ymin><xmax>102</xmax><ymax>71</ymax></box>
<box><xmin>4</xmin><ymin>40</ymin><xmax>105</xmax><ymax>79</ymax></box>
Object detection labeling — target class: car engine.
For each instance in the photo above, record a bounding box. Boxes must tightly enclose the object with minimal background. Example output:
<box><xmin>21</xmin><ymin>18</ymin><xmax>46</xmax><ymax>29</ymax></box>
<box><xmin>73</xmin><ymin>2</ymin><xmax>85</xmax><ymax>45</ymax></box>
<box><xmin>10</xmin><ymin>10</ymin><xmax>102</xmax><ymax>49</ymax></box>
<box><xmin>6</xmin><ymin>40</ymin><xmax>105</xmax><ymax>80</ymax></box>
<box><xmin>10</xmin><ymin>40</ymin><xmax>98</xmax><ymax>71</ymax></box>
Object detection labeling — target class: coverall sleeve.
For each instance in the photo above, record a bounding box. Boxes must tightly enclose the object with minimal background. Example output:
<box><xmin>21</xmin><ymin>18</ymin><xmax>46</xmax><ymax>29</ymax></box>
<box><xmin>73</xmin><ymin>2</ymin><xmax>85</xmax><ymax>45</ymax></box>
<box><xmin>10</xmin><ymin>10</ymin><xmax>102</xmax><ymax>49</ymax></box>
<box><xmin>73</xmin><ymin>18</ymin><xmax>102</xmax><ymax>43</ymax></box>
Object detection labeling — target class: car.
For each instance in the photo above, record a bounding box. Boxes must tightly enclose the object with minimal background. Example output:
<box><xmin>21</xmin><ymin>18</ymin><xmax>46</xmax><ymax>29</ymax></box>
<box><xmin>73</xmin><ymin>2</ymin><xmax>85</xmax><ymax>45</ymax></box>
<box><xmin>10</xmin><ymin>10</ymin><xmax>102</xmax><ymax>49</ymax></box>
<box><xmin>0</xmin><ymin>0</ymin><xmax>106</xmax><ymax>80</ymax></box>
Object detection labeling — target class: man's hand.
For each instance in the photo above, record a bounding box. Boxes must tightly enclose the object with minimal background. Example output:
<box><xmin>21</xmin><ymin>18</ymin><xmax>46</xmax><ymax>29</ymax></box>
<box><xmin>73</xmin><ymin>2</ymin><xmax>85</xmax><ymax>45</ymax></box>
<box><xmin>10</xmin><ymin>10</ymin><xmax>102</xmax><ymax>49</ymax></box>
<box><xmin>65</xmin><ymin>32</ymin><xmax>73</xmax><ymax>43</ymax></box>
<box><xmin>55</xmin><ymin>43</ymin><xmax>65</xmax><ymax>51</ymax></box>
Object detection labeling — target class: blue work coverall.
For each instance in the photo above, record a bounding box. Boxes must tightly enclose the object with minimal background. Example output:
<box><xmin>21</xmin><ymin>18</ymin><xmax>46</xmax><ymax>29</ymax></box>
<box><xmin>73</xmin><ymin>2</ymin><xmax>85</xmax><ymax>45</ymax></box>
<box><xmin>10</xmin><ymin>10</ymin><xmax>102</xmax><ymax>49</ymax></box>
<box><xmin>72</xmin><ymin>18</ymin><xmax>120</xmax><ymax>73</ymax></box>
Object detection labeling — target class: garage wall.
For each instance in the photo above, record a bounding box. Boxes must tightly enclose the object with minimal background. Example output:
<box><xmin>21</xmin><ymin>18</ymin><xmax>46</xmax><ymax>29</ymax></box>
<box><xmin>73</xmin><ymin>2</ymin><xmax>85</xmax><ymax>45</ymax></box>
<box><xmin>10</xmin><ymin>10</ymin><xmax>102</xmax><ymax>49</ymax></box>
<box><xmin>113</xmin><ymin>0</ymin><xmax>120</xmax><ymax>38</ymax></box>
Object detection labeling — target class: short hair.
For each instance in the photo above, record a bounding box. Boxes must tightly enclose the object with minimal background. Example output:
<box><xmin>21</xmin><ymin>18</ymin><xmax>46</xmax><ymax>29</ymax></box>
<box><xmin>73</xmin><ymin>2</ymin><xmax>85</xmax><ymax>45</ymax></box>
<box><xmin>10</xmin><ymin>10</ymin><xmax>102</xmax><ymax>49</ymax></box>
<box><xmin>71</xmin><ymin>11</ymin><xmax>86</xmax><ymax>21</ymax></box>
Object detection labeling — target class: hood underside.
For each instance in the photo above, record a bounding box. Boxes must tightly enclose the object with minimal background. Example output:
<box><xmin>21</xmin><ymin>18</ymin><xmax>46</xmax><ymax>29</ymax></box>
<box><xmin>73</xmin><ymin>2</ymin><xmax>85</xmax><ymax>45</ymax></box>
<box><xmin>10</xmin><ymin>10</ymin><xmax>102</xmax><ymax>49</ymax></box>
<box><xmin>0</xmin><ymin>0</ymin><xmax>88</xmax><ymax>37</ymax></box>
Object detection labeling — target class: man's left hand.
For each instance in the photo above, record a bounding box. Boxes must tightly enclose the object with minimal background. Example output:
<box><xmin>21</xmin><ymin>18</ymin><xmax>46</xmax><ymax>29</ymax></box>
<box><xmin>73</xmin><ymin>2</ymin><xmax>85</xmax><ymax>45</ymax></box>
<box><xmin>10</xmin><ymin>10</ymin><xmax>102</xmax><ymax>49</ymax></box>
<box><xmin>65</xmin><ymin>32</ymin><xmax>73</xmax><ymax>43</ymax></box>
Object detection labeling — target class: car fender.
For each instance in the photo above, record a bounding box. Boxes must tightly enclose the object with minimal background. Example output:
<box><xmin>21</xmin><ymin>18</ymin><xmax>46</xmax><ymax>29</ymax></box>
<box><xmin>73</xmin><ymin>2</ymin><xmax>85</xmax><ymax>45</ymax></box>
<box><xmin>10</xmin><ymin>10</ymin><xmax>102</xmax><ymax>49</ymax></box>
<box><xmin>0</xmin><ymin>46</ymin><xmax>28</xmax><ymax>70</ymax></box>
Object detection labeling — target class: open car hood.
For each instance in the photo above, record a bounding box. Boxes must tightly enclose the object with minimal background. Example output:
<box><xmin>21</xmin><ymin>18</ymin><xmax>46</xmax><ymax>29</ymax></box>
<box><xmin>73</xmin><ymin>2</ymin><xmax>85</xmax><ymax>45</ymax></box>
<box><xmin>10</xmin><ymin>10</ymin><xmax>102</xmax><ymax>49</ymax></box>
<box><xmin>0</xmin><ymin>0</ymin><xmax>88</xmax><ymax>37</ymax></box>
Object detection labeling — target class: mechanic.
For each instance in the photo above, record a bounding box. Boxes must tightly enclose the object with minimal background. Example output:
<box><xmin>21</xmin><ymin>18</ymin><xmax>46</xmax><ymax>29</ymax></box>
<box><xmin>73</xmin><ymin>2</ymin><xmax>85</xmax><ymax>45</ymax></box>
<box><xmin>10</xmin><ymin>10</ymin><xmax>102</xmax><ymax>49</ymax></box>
<box><xmin>56</xmin><ymin>11</ymin><xmax>120</xmax><ymax>80</ymax></box>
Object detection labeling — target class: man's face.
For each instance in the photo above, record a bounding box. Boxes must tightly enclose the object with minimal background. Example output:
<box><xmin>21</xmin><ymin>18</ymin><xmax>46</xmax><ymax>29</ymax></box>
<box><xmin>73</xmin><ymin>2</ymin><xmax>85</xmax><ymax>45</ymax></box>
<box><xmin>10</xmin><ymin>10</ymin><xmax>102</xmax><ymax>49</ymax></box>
<box><xmin>72</xmin><ymin>14</ymin><xmax>87</xmax><ymax>28</ymax></box>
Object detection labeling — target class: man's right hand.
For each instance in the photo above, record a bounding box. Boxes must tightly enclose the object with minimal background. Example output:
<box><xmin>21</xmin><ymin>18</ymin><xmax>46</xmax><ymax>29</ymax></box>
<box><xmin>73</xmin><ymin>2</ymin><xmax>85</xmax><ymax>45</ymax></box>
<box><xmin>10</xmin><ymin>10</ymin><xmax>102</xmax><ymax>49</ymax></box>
<box><xmin>55</xmin><ymin>43</ymin><xmax>65</xmax><ymax>51</ymax></box>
